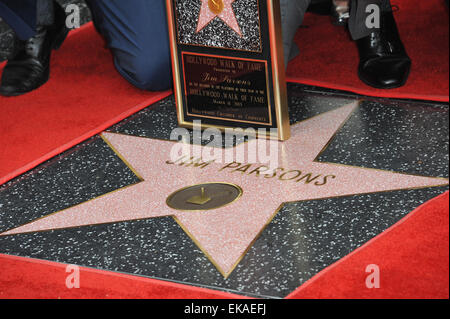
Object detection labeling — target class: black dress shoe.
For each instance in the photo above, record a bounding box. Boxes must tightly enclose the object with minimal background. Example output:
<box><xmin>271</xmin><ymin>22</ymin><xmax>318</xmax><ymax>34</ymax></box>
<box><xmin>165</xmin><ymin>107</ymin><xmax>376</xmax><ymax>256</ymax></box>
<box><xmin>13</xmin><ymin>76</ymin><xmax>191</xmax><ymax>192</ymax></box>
<box><xmin>0</xmin><ymin>2</ymin><xmax>69</xmax><ymax>97</ymax></box>
<box><xmin>356</xmin><ymin>10</ymin><xmax>411</xmax><ymax>89</ymax></box>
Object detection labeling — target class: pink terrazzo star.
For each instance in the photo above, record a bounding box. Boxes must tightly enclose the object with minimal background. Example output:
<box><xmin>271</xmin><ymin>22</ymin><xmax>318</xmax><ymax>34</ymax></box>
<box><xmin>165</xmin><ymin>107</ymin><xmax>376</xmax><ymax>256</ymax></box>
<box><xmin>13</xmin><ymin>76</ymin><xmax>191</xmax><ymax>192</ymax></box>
<box><xmin>1</xmin><ymin>102</ymin><xmax>448</xmax><ymax>277</ymax></box>
<box><xmin>196</xmin><ymin>0</ymin><xmax>242</xmax><ymax>36</ymax></box>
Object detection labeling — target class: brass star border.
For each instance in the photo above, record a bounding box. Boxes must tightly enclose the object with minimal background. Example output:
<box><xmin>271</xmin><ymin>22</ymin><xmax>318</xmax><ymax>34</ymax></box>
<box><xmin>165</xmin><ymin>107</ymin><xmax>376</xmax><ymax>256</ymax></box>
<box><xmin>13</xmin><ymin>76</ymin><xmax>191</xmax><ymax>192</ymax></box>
<box><xmin>1</xmin><ymin>100</ymin><xmax>448</xmax><ymax>278</ymax></box>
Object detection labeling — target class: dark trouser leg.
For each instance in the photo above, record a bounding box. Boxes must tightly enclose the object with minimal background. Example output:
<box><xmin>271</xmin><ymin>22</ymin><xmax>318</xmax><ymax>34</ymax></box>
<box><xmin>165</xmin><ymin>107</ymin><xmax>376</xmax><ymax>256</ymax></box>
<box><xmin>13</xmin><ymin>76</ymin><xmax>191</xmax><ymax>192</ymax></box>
<box><xmin>0</xmin><ymin>0</ymin><xmax>53</xmax><ymax>38</ymax></box>
<box><xmin>86</xmin><ymin>0</ymin><xmax>172</xmax><ymax>91</ymax></box>
<box><xmin>0</xmin><ymin>0</ymin><xmax>53</xmax><ymax>40</ymax></box>
<box><xmin>280</xmin><ymin>0</ymin><xmax>311</xmax><ymax>65</ymax></box>
<box><xmin>0</xmin><ymin>0</ymin><xmax>38</xmax><ymax>40</ymax></box>
<box><xmin>348</xmin><ymin>0</ymin><xmax>391</xmax><ymax>40</ymax></box>
<box><xmin>36</xmin><ymin>0</ymin><xmax>54</xmax><ymax>26</ymax></box>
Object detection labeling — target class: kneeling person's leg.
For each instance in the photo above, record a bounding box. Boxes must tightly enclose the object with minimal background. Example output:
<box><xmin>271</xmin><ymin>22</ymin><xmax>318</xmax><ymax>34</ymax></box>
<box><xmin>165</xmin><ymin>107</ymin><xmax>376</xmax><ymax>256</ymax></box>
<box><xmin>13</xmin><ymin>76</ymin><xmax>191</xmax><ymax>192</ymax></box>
<box><xmin>87</xmin><ymin>0</ymin><xmax>172</xmax><ymax>91</ymax></box>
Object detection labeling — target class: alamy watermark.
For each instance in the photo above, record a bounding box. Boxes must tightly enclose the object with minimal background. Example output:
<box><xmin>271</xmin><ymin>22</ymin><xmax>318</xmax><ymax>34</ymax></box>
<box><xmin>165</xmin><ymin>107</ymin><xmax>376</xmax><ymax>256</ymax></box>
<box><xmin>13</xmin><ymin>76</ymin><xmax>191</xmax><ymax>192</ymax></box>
<box><xmin>365</xmin><ymin>264</ymin><xmax>381</xmax><ymax>289</ymax></box>
<box><xmin>65</xmin><ymin>264</ymin><xmax>80</xmax><ymax>289</ymax></box>
<box><xmin>65</xmin><ymin>4</ymin><xmax>81</xmax><ymax>29</ymax></box>
<box><xmin>169</xmin><ymin>120</ymin><xmax>281</xmax><ymax>171</ymax></box>
<box><xmin>365</xmin><ymin>4</ymin><xmax>381</xmax><ymax>29</ymax></box>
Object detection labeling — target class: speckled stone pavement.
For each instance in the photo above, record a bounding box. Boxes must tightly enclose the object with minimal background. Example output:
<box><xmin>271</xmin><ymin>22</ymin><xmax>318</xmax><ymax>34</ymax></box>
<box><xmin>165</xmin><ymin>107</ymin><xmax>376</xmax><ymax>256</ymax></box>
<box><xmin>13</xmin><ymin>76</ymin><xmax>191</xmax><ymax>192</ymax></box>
<box><xmin>0</xmin><ymin>84</ymin><xmax>448</xmax><ymax>298</ymax></box>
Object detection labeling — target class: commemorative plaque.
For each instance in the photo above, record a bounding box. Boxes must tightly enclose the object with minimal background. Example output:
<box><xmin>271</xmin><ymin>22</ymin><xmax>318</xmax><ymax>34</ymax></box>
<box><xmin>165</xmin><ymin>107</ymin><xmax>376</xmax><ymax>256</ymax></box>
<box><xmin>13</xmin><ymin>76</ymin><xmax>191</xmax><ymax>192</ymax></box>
<box><xmin>166</xmin><ymin>0</ymin><xmax>290</xmax><ymax>140</ymax></box>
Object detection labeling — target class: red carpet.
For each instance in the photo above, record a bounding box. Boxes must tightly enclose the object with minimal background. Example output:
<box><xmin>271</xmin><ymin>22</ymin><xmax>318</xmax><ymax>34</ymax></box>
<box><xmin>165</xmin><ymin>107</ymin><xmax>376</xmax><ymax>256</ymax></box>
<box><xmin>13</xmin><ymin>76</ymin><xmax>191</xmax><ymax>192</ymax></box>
<box><xmin>0</xmin><ymin>192</ymin><xmax>447</xmax><ymax>299</ymax></box>
<box><xmin>287</xmin><ymin>191</ymin><xmax>449</xmax><ymax>299</ymax></box>
<box><xmin>287</xmin><ymin>0</ymin><xmax>450</xmax><ymax>102</ymax></box>
<box><xmin>0</xmin><ymin>23</ymin><xmax>171</xmax><ymax>186</ymax></box>
<box><xmin>0</xmin><ymin>254</ymin><xmax>248</xmax><ymax>299</ymax></box>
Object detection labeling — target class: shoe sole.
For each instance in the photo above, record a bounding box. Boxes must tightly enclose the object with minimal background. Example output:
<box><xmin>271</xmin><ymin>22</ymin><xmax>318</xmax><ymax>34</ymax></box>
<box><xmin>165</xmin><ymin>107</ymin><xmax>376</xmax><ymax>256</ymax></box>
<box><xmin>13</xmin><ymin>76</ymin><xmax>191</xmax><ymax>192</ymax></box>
<box><xmin>357</xmin><ymin>65</ymin><xmax>412</xmax><ymax>90</ymax></box>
